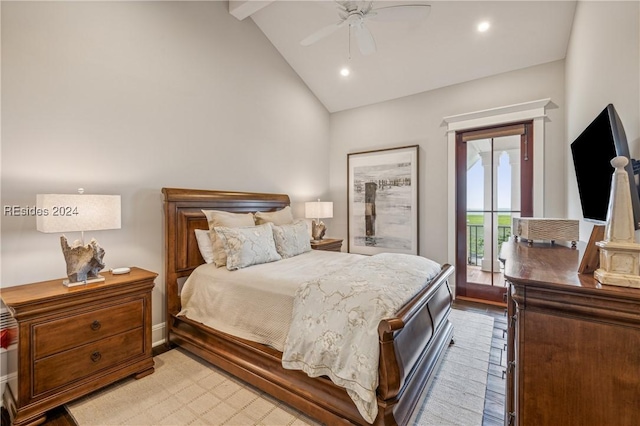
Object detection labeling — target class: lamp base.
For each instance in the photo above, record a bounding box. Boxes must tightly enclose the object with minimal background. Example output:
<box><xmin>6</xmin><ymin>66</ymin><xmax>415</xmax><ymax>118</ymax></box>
<box><xmin>60</xmin><ymin>235</ymin><xmax>106</xmax><ymax>286</ymax></box>
<box><xmin>311</xmin><ymin>220</ymin><xmax>327</xmax><ymax>241</ymax></box>
<box><xmin>62</xmin><ymin>275</ymin><xmax>106</xmax><ymax>287</ymax></box>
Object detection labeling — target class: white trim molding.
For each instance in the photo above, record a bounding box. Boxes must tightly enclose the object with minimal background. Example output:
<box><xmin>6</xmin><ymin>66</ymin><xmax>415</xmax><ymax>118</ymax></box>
<box><xmin>152</xmin><ymin>322</ymin><xmax>166</xmax><ymax>348</ymax></box>
<box><xmin>443</xmin><ymin>98</ymin><xmax>551</xmax><ymax>287</ymax></box>
<box><xmin>0</xmin><ymin>372</ymin><xmax>17</xmax><ymax>408</ymax></box>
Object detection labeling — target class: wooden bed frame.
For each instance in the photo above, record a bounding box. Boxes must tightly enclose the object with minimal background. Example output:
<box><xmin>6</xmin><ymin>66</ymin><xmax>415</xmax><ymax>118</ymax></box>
<box><xmin>162</xmin><ymin>188</ymin><xmax>455</xmax><ymax>425</ymax></box>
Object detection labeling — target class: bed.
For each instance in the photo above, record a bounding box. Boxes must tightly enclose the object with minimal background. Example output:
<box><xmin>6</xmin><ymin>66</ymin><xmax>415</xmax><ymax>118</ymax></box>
<box><xmin>162</xmin><ymin>188</ymin><xmax>455</xmax><ymax>425</ymax></box>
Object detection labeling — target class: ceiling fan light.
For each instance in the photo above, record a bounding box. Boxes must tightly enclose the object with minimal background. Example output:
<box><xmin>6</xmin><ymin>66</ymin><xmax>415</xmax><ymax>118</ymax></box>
<box><xmin>300</xmin><ymin>2</ymin><xmax>429</xmax><ymax>55</ymax></box>
<box><xmin>478</xmin><ymin>21</ymin><xmax>491</xmax><ymax>32</ymax></box>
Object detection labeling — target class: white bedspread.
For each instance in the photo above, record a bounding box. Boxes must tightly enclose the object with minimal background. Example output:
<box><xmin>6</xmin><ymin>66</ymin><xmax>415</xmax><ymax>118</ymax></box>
<box><xmin>281</xmin><ymin>253</ymin><xmax>442</xmax><ymax>424</ymax></box>
<box><xmin>178</xmin><ymin>250</ymin><xmax>363</xmax><ymax>351</ymax></box>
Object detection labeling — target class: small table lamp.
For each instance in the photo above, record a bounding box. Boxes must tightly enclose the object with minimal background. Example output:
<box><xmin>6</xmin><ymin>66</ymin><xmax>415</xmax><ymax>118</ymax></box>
<box><xmin>305</xmin><ymin>199</ymin><xmax>333</xmax><ymax>241</ymax></box>
<box><xmin>36</xmin><ymin>189</ymin><xmax>121</xmax><ymax>286</ymax></box>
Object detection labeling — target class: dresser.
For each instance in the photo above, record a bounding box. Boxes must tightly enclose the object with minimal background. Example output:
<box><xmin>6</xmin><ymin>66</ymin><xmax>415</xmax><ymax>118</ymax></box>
<box><xmin>502</xmin><ymin>241</ymin><xmax>640</xmax><ymax>426</ymax></box>
<box><xmin>1</xmin><ymin>268</ymin><xmax>156</xmax><ymax>426</ymax></box>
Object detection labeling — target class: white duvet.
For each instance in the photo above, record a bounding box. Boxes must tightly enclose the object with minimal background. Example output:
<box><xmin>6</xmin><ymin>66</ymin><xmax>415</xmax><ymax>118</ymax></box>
<box><xmin>178</xmin><ymin>250</ymin><xmax>363</xmax><ymax>351</ymax></box>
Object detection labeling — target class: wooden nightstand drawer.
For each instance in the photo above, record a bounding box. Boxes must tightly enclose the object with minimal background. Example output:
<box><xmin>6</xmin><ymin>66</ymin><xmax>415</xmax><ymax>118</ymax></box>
<box><xmin>34</xmin><ymin>300</ymin><xmax>144</xmax><ymax>359</ymax></box>
<box><xmin>310</xmin><ymin>238</ymin><xmax>343</xmax><ymax>252</ymax></box>
<box><xmin>33</xmin><ymin>327</ymin><xmax>144</xmax><ymax>395</ymax></box>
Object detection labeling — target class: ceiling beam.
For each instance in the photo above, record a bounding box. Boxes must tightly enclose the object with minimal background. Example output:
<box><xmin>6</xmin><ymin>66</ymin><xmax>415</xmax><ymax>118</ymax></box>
<box><xmin>228</xmin><ymin>1</ymin><xmax>274</xmax><ymax>20</ymax></box>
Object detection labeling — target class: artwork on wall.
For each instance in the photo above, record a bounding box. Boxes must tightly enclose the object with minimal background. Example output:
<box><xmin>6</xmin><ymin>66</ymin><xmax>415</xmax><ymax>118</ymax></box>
<box><xmin>347</xmin><ymin>145</ymin><xmax>419</xmax><ymax>255</ymax></box>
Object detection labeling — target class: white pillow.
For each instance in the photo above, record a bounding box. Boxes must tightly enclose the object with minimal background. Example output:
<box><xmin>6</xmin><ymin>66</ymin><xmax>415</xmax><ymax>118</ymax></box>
<box><xmin>215</xmin><ymin>223</ymin><xmax>282</xmax><ymax>270</ymax></box>
<box><xmin>272</xmin><ymin>220</ymin><xmax>311</xmax><ymax>259</ymax></box>
<box><xmin>194</xmin><ymin>229</ymin><xmax>214</xmax><ymax>264</ymax></box>
<box><xmin>202</xmin><ymin>210</ymin><xmax>255</xmax><ymax>267</ymax></box>
<box><xmin>254</xmin><ymin>206</ymin><xmax>294</xmax><ymax>226</ymax></box>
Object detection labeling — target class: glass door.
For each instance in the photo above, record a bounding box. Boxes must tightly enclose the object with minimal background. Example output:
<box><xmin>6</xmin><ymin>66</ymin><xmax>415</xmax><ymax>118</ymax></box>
<box><xmin>456</xmin><ymin>123</ymin><xmax>533</xmax><ymax>303</ymax></box>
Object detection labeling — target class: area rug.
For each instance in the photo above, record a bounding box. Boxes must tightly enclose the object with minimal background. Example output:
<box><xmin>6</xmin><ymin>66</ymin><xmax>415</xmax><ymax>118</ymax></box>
<box><xmin>66</xmin><ymin>309</ymin><xmax>493</xmax><ymax>426</ymax></box>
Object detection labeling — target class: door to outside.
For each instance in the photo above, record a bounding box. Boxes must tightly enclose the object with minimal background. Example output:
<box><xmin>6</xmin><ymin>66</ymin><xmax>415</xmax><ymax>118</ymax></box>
<box><xmin>455</xmin><ymin>122</ymin><xmax>533</xmax><ymax>303</ymax></box>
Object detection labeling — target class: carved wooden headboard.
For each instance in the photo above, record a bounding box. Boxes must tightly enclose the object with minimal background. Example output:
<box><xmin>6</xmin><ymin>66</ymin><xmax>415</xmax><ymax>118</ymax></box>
<box><xmin>162</xmin><ymin>188</ymin><xmax>290</xmax><ymax>318</ymax></box>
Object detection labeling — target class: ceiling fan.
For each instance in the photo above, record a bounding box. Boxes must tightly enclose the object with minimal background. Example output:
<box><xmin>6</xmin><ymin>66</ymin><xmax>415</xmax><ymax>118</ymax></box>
<box><xmin>300</xmin><ymin>1</ymin><xmax>431</xmax><ymax>56</ymax></box>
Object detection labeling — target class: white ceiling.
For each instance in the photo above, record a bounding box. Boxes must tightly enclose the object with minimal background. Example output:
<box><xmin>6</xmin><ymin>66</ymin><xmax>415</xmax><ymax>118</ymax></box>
<box><xmin>242</xmin><ymin>0</ymin><xmax>577</xmax><ymax>113</ymax></box>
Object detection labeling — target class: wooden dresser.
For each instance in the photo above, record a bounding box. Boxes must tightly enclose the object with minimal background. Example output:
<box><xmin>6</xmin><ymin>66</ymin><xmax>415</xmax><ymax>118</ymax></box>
<box><xmin>501</xmin><ymin>241</ymin><xmax>640</xmax><ymax>426</ymax></box>
<box><xmin>1</xmin><ymin>268</ymin><xmax>156</xmax><ymax>426</ymax></box>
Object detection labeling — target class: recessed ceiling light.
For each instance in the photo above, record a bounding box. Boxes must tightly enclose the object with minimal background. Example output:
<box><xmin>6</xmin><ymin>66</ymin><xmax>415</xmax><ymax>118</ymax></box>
<box><xmin>340</xmin><ymin>67</ymin><xmax>350</xmax><ymax>77</ymax></box>
<box><xmin>478</xmin><ymin>21</ymin><xmax>490</xmax><ymax>32</ymax></box>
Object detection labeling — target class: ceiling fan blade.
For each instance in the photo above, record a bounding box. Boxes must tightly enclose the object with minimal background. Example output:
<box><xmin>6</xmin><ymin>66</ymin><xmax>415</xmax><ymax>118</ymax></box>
<box><xmin>300</xmin><ymin>20</ymin><xmax>346</xmax><ymax>46</ymax></box>
<box><xmin>368</xmin><ymin>4</ymin><xmax>431</xmax><ymax>22</ymax></box>
<box><xmin>355</xmin><ymin>23</ymin><xmax>376</xmax><ymax>56</ymax></box>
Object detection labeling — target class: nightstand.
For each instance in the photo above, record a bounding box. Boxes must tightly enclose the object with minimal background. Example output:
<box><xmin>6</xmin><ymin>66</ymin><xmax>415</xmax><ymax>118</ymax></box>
<box><xmin>311</xmin><ymin>238</ymin><xmax>343</xmax><ymax>252</ymax></box>
<box><xmin>1</xmin><ymin>267</ymin><xmax>156</xmax><ymax>426</ymax></box>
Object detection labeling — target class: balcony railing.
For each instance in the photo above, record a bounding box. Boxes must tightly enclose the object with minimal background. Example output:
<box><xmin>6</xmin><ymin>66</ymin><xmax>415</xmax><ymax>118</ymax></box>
<box><xmin>467</xmin><ymin>224</ymin><xmax>511</xmax><ymax>266</ymax></box>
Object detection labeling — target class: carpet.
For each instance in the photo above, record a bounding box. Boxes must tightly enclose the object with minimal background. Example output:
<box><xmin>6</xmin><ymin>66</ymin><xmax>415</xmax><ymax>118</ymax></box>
<box><xmin>66</xmin><ymin>309</ymin><xmax>493</xmax><ymax>426</ymax></box>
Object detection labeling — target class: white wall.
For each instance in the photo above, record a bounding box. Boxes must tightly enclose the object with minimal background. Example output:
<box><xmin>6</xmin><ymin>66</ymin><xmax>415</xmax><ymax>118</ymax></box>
<box><xmin>329</xmin><ymin>60</ymin><xmax>566</xmax><ymax>264</ymax></box>
<box><xmin>565</xmin><ymin>1</ymin><xmax>640</xmax><ymax>240</ymax></box>
<box><xmin>1</xmin><ymin>1</ymin><xmax>330</xmax><ymax>336</ymax></box>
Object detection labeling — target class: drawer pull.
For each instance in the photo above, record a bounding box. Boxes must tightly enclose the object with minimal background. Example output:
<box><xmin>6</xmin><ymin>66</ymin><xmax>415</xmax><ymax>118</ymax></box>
<box><xmin>90</xmin><ymin>351</ymin><xmax>102</xmax><ymax>362</ymax></box>
<box><xmin>90</xmin><ymin>320</ymin><xmax>101</xmax><ymax>331</ymax></box>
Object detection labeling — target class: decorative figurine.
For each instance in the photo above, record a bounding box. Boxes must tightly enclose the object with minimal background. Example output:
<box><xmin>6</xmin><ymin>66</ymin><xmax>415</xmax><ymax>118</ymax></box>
<box><xmin>594</xmin><ymin>156</ymin><xmax>640</xmax><ymax>288</ymax></box>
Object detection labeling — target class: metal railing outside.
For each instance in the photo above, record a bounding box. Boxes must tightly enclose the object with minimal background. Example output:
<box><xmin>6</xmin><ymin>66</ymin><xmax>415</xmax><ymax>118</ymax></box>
<box><xmin>467</xmin><ymin>224</ymin><xmax>511</xmax><ymax>266</ymax></box>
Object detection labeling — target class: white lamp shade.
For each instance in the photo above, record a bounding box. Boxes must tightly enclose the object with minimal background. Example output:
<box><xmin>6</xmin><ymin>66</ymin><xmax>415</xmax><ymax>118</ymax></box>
<box><xmin>305</xmin><ymin>201</ymin><xmax>333</xmax><ymax>219</ymax></box>
<box><xmin>36</xmin><ymin>194</ymin><xmax>121</xmax><ymax>233</ymax></box>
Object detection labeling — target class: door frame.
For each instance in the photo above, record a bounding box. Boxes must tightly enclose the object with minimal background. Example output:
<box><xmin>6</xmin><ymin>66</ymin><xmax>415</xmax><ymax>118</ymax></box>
<box><xmin>443</xmin><ymin>99</ymin><xmax>551</xmax><ymax>300</ymax></box>
<box><xmin>455</xmin><ymin>122</ymin><xmax>533</xmax><ymax>302</ymax></box>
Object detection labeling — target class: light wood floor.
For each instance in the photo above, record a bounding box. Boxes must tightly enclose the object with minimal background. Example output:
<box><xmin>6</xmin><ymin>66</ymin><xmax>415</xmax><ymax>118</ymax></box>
<box><xmin>5</xmin><ymin>301</ymin><xmax>506</xmax><ymax>426</ymax></box>
<box><xmin>467</xmin><ymin>265</ymin><xmax>506</xmax><ymax>287</ymax></box>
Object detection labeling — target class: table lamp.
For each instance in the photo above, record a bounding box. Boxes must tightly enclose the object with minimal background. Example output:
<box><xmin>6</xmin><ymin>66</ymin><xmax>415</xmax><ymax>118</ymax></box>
<box><xmin>305</xmin><ymin>199</ymin><xmax>333</xmax><ymax>241</ymax></box>
<box><xmin>36</xmin><ymin>189</ymin><xmax>121</xmax><ymax>286</ymax></box>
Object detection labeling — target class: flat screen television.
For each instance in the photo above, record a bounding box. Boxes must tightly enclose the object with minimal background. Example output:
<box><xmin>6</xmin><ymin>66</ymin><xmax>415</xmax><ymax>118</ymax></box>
<box><xmin>570</xmin><ymin>103</ymin><xmax>640</xmax><ymax>230</ymax></box>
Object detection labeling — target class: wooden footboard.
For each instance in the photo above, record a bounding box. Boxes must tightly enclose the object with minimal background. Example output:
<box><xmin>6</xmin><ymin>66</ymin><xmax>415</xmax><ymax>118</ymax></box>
<box><xmin>378</xmin><ymin>264</ymin><xmax>454</xmax><ymax>425</ymax></box>
<box><xmin>162</xmin><ymin>188</ymin><xmax>454</xmax><ymax>425</ymax></box>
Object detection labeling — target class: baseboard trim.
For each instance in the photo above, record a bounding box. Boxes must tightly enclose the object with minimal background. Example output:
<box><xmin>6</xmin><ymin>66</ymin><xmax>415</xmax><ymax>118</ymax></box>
<box><xmin>152</xmin><ymin>322</ymin><xmax>166</xmax><ymax>347</ymax></box>
<box><xmin>0</xmin><ymin>373</ymin><xmax>16</xmax><ymax>408</ymax></box>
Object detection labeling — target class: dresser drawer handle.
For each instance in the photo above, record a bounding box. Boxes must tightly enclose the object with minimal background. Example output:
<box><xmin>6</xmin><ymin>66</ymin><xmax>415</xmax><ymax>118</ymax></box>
<box><xmin>90</xmin><ymin>320</ymin><xmax>101</xmax><ymax>331</ymax></box>
<box><xmin>90</xmin><ymin>351</ymin><xmax>102</xmax><ymax>362</ymax></box>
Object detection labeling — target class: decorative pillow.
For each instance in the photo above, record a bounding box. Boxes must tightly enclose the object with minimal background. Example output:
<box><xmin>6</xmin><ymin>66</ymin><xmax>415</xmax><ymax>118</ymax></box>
<box><xmin>202</xmin><ymin>210</ymin><xmax>255</xmax><ymax>267</ymax></box>
<box><xmin>254</xmin><ymin>206</ymin><xmax>294</xmax><ymax>226</ymax></box>
<box><xmin>272</xmin><ymin>220</ymin><xmax>312</xmax><ymax>259</ymax></box>
<box><xmin>215</xmin><ymin>223</ymin><xmax>282</xmax><ymax>270</ymax></box>
<box><xmin>194</xmin><ymin>229</ymin><xmax>214</xmax><ymax>264</ymax></box>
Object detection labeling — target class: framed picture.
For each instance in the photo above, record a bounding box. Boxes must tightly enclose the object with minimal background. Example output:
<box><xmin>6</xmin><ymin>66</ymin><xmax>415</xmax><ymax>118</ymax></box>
<box><xmin>347</xmin><ymin>145</ymin><xmax>419</xmax><ymax>255</ymax></box>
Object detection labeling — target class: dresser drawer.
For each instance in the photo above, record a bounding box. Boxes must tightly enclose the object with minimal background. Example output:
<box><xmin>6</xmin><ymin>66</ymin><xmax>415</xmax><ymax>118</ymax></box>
<box><xmin>33</xmin><ymin>327</ymin><xmax>144</xmax><ymax>395</ymax></box>
<box><xmin>33</xmin><ymin>299</ymin><xmax>144</xmax><ymax>359</ymax></box>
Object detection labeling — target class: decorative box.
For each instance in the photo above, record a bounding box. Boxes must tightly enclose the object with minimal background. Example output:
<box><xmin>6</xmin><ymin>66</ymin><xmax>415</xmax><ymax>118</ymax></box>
<box><xmin>512</xmin><ymin>217</ymin><xmax>579</xmax><ymax>247</ymax></box>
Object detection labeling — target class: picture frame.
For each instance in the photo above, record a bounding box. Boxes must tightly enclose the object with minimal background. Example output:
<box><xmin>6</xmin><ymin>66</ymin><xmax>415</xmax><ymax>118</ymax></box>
<box><xmin>347</xmin><ymin>145</ymin><xmax>419</xmax><ymax>255</ymax></box>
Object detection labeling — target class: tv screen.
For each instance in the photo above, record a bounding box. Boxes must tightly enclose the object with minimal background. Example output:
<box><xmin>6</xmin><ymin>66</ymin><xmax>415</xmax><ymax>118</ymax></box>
<box><xmin>570</xmin><ymin>104</ymin><xmax>640</xmax><ymax>229</ymax></box>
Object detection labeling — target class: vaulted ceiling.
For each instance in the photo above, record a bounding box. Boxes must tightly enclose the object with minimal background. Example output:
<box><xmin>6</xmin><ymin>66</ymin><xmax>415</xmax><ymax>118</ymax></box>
<box><xmin>231</xmin><ymin>0</ymin><xmax>577</xmax><ymax>112</ymax></box>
